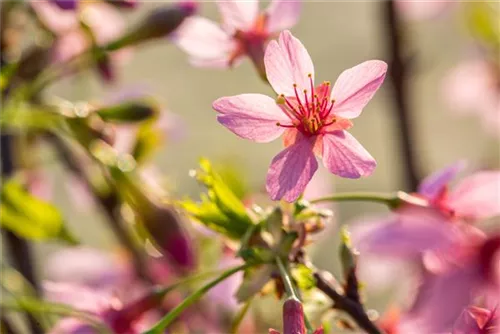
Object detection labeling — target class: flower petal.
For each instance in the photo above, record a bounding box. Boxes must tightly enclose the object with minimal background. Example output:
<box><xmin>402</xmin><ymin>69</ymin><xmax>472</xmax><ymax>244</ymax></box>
<box><xmin>266</xmin><ymin>134</ymin><xmax>318</xmax><ymax>202</ymax></box>
<box><xmin>264</xmin><ymin>30</ymin><xmax>314</xmax><ymax>96</ymax></box>
<box><xmin>418</xmin><ymin>160</ymin><xmax>467</xmax><ymax>200</ymax></box>
<box><xmin>172</xmin><ymin>16</ymin><xmax>235</xmax><ymax>66</ymax></box>
<box><xmin>331</xmin><ymin>60</ymin><xmax>387</xmax><ymax>119</ymax></box>
<box><xmin>216</xmin><ymin>0</ymin><xmax>258</xmax><ymax>32</ymax></box>
<box><xmin>213</xmin><ymin>94</ymin><xmax>289</xmax><ymax>142</ymax></box>
<box><xmin>447</xmin><ymin>171</ymin><xmax>500</xmax><ymax>220</ymax></box>
<box><xmin>266</xmin><ymin>0</ymin><xmax>302</xmax><ymax>33</ymax></box>
<box><xmin>352</xmin><ymin>207</ymin><xmax>456</xmax><ymax>259</ymax></box>
<box><xmin>321</xmin><ymin>131</ymin><xmax>376</xmax><ymax>178</ymax></box>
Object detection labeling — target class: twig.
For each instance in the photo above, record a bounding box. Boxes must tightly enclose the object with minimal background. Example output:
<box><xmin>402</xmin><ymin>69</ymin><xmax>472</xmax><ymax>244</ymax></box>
<box><xmin>47</xmin><ymin>135</ymin><xmax>152</xmax><ymax>283</ymax></box>
<box><xmin>1</xmin><ymin>314</ymin><xmax>17</xmax><ymax>334</ymax></box>
<box><xmin>1</xmin><ymin>35</ymin><xmax>43</xmax><ymax>332</ymax></box>
<box><xmin>383</xmin><ymin>0</ymin><xmax>420</xmax><ymax>191</ymax></box>
<box><xmin>313</xmin><ymin>270</ymin><xmax>382</xmax><ymax>334</ymax></box>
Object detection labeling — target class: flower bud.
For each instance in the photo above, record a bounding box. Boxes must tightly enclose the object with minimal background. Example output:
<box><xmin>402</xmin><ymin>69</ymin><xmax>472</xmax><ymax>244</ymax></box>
<box><xmin>106</xmin><ymin>3</ymin><xmax>197</xmax><ymax>51</ymax></box>
<box><xmin>50</xmin><ymin>0</ymin><xmax>78</xmax><ymax>10</ymax></box>
<box><xmin>283</xmin><ymin>297</ymin><xmax>306</xmax><ymax>334</ymax></box>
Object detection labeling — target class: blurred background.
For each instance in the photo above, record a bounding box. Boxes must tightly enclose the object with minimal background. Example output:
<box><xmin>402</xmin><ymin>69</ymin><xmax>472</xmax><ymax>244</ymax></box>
<box><xmin>2</xmin><ymin>1</ymin><xmax>499</xmax><ymax>333</ymax></box>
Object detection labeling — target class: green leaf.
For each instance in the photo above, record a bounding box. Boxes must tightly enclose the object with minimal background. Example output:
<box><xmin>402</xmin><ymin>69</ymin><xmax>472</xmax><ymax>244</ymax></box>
<box><xmin>292</xmin><ymin>264</ymin><xmax>315</xmax><ymax>291</ymax></box>
<box><xmin>0</xmin><ymin>179</ymin><xmax>78</xmax><ymax>244</ymax></box>
<box><xmin>182</xmin><ymin>159</ymin><xmax>254</xmax><ymax>239</ymax></box>
<box><xmin>466</xmin><ymin>2</ymin><xmax>500</xmax><ymax>49</ymax></box>
<box><xmin>131</xmin><ymin>122</ymin><xmax>163</xmax><ymax>165</ymax></box>
<box><xmin>95</xmin><ymin>100</ymin><xmax>158</xmax><ymax>123</ymax></box>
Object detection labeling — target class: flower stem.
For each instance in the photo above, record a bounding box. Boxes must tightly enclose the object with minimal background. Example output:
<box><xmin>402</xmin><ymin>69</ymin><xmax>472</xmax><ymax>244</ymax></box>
<box><xmin>309</xmin><ymin>192</ymin><xmax>400</xmax><ymax>207</ymax></box>
<box><xmin>142</xmin><ymin>263</ymin><xmax>253</xmax><ymax>334</ymax></box>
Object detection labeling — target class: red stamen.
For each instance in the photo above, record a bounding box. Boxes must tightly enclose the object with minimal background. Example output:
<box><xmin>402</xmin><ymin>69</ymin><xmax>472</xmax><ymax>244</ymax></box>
<box><xmin>293</xmin><ymin>84</ymin><xmax>306</xmax><ymax>116</ymax></box>
<box><xmin>276</xmin><ymin>122</ymin><xmax>296</xmax><ymax>128</ymax></box>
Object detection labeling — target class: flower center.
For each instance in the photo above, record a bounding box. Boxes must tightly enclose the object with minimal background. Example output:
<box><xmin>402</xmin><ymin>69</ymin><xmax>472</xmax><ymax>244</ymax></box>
<box><xmin>276</xmin><ymin>74</ymin><xmax>337</xmax><ymax>136</ymax></box>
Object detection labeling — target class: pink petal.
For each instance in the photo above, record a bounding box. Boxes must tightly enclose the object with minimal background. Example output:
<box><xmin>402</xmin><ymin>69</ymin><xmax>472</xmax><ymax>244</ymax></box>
<box><xmin>352</xmin><ymin>207</ymin><xmax>457</xmax><ymax>259</ymax></box>
<box><xmin>30</xmin><ymin>0</ymin><xmax>79</xmax><ymax>34</ymax></box>
<box><xmin>216</xmin><ymin>0</ymin><xmax>258</xmax><ymax>32</ymax></box>
<box><xmin>330</xmin><ymin>60</ymin><xmax>387</xmax><ymax>119</ymax></box>
<box><xmin>44</xmin><ymin>282</ymin><xmax>112</xmax><ymax>313</ymax></box>
<box><xmin>264</xmin><ymin>30</ymin><xmax>314</xmax><ymax>96</ymax></box>
<box><xmin>403</xmin><ymin>264</ymin><xmax>481</xmax><ymax>334</ymax></box>
<box><xmin>321</xmin><ymin>131</ymin><xmax>376</xmax><ymax>178</ymax></box>
<box><xmin>266</xmin><ymin>0</ymin><xmax>302</xmax><ymax>33</ymax></box>
<box><xmin>172</xmin><ymin>16</ymin><xmax>235</xmax><ymax>67</ymax></box>
<box><xmin>417</xmin><ymin>160</ymin><xmax>467</xmax><ymax>200</ymax></box>
<box><xmin>81</xmin><ymin>3</ymin><xmax>125</xmax><ymax>46</ymax></box>
<box><xmin>213</xmin><ymin>94</ymin><xmax>289</xmax><ymax>142</ymax></box>
<box><xmin>447</xmin><ymin>171</ymin><xmax>500</xmax><ymax>220</ymax></box>
<box><xmin>266</xmin><ymin>135</ymin><xmax>318</xmax><ymax>202</ymax></box>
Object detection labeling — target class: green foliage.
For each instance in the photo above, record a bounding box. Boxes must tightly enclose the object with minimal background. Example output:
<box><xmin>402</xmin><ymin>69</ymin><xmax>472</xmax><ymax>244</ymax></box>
<box><xmin>95</xmin><ymin>100</ymin><xmax>158</xmax><ymax>123</ymax></box>
<box><xmin>0</xmin><ymin>179</ymin><xmax>78</xmax><ymax>244</ymax></box>
<box><xmin>181</xmin><ymin>158</ymin><xmax>254</xmax><ymax>240</ymax></box>
<box><xmin>466</xmin><ymin>2</ymin><xmax>500</xmax><ymax>50</ymax></box>
<box><xmin>131</xmin><ymin>122</ymin><xmax>163</xmax><ymax>165</ymax></box>
<box><xmin>292</xmin><ymin>264</ymin><xmax>316</xmax><ymax>291</ymax></box>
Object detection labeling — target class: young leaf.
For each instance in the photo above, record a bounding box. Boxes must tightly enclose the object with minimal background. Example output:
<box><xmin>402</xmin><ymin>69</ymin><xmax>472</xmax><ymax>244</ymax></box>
<box><xmin>0</xmin><ymin>179</ymin><xmax>78</xmax><ymax>244</ymax></box>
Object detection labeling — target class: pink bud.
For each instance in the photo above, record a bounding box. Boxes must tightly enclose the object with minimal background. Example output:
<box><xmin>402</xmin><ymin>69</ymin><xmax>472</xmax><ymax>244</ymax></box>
<box><xmin>283</xmin><ymin>298</ymin><xmax>306</xmax><ymax>334</ymax></box>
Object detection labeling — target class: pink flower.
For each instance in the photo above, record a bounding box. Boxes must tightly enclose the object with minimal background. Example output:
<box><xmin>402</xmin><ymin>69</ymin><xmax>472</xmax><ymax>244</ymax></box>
<box><xmin>213</xmin><ymin>30</ymin><xmax>387</xmax><ymax>202</ymax></box>
<box><xmin>31</xmin><ymin>0</ymin><xmax>127</xmax><ymax>81</ymax></box>
<box><xmin>401</xmin><ymin>235</ymin><xmax>500</xmax><ymax>334</ymax></box>
<box><xmin>172</xmin><ymin>0</ymin><xmax>302</xmax><ymax>72</ymax></box>
<box><xmin>416</xmin><ymin>161</ymin><xmax>500</xmax><ymax>221</ymax></box>
<box><xmin>443</xmin><ymin>58</ymin><xmax>500</xmax><ymax>137</ymax></box>
<box><xmin>453</xmin><ymin>306</ymin><xmax>498</xmax><ymax>334</ymax></box>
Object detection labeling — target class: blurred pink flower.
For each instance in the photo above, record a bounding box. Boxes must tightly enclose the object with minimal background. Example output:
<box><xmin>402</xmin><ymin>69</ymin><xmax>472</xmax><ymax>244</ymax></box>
<box><xmin>443</xmin><ymin>59</ymin><xmax>500</xmax><ymax>137</ymax></box>
<box><xmin>172</xmin><ymin>0</ymin><xmax>302</xmax><ymax>71</ymax></box>
<box><xmin>44</xmin><ymin>247</ymin><xmax>164</xmax><ymax>334</ymax></box>
<box><xmin>213</xmin><ymin>30</ymin><xmax>386</xmax><ymax>202</ymax></box>
<box><xmin>452</xmin><ymin>306</ymin><xmax>498</xmax><ymax>334</ymax></box>
<box><xmin>395</xmin><ymin>0</ymin><xmax>455</xmax><ymax>22</ymax></box>
<box><xmin>50</xmin><ymin>0</ymin><xmax>78</xmax><ymax>11</ymax></box>
<box><xmin>400</xmin><ymin>234</ymin><xmax>500</xmax><ymax>334</ymax></box>
<box><xmin>416</xmin><ymin>161</ymin><xmax>500</xmax><ymax>221</ymax></box>
<box><xmin>269</xmin><ymin>298</ymin><xmax>323</xmax><ymax>334</ymax></box>
<box><xmin>31</xmin><ymin>0</ymin><xmax>127</xmax><ymax>81</ymax></box>
<box><xmin>45</xmin><ymin>282</ymin><xmax>161</xmax><ymax>334</ymax></box>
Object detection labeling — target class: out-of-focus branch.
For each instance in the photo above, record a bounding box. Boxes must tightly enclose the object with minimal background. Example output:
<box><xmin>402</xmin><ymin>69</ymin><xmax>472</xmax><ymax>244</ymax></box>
<box><xmin>313</xmin><ymin>269</ymin><xmax>382</xmax><ymax>334</ymax></box>
<box><xmin>383</xmin><ymin>0</ymin><xmax>420</xmax><ymax>191</ymax></box>
<box><xmin>47</xmin><ymin>135</ymin><xmax>152</xmax><ymax>283</ymax></box>
<box><xmin>1</xmin><ymin>315</ymin><xmax>17</xmax><ymax>334</ymax></box>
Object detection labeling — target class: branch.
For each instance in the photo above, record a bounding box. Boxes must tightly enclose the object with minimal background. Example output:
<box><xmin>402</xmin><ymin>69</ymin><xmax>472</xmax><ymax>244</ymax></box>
<box><xmin>314</xmin><ymin>270</ymin><xmax>382</xmax><ymax>334</ymax></box>
<box><xmin>47</xmin><ymin>135</ymin><xmax>152</xmax><ymax>283</ymax></box>
<box><xmin>383</xmin><ymin>0</ymin><xmax>420</xmax><ymax>191</ymax></box>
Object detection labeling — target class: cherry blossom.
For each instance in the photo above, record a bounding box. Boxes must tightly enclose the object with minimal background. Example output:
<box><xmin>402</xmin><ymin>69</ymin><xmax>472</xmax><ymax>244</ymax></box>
<box><xmin>213</xmin><ymin>30</ymin><xmax>386</xmax><ymax>201</ymax></box>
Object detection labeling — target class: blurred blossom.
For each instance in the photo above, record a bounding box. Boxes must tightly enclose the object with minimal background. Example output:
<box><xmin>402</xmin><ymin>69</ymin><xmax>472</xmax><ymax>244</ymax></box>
<box><xmin>31</xmin><ymin>0</ymin><xmax>127</xmax><ymax>81</ymax></box>
<box><xmin>27</xmin><ymin>168</ymin><xmax>53</xmax><ymax>201</ymax></box>
<box><xmin>45</xmin><ymin>247</ymin><xmax>134</xmax><ymax>290</ymax></box>
<box><xmin>452</xmin><ymin>306</ymin><xmax>498</xmax><ymax>334</ymax></box>
<box><xmin>401</xmin><ymin>235</ymin><xmax>500</xmax><ymax>334</ymax></box>
<box><xmin>207</xmin><ymin>248</ymin><xmax>244</xmax><ymax>311</ymax></box>
<box><xmin>395</xmin><ymin>0</ymin><xmax>455</xmax><ymax>22</ymax></box>
<box><xmin>213</xmin><ymin>30</ymin><xmax>386</xmax><ymax>202</ymax></box>
<box><xmin>45</xmin><ymin>282</ymin><xmax>161</xmax><ymax>334</ymax></box>
<box><xmin>172</xmin><ymin>0</ymin><xmax>301</xmax><ymax>74</ymax></box>
<box><xmin>443</xmin><ymin>58</ymin><xmax>500</xmax><ymax>137</ymax></box>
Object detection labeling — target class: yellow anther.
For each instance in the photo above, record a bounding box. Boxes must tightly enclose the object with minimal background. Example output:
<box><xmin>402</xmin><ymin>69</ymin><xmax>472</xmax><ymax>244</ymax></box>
<box><xmin>307</xmin><ymin>73</ymin><xmax>313</xmax><ymax>78</ymax></box>
<box><xmin>293</xmin><ymin>83</ymin><xmax>297</xmax><ymax>88</ymax></box>
<box><xmin>276</xmin><ymin>95</ymin><xmax>286</xmax><ymax>104</ymax></box>
<box><xmin>324</xmin><ymin>81</ymin><xmax>331</xmax><ymax>85</ymax></box>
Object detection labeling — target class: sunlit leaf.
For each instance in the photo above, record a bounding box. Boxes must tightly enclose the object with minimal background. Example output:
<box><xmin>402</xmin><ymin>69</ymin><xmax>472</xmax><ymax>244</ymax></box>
<box><xmin>0</xmin><ymin>179</ymin><xmax>78</xmax><ymax>244</ymax></box>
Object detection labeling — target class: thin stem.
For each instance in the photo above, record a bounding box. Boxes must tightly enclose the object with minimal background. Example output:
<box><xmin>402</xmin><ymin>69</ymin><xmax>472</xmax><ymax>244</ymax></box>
<box><xmin>309</xmin><ymin>192</ymin><xmax>399</xmax><ymax>207</ymax></box>
<box><xmin>275</xmin><ymin>257</ymin><xmax>298</xmax><ymax>300</ymax></box>
<box><xmin>383</xmin><ymin>0</ymin><xmax>420</xmax><ymax>191</ymax></box>
<box><xmin>142</xmin><ymin>263</ymin><xmax>253</xmax><ymax>334</ymax></box>
<box><xmin>230</xmin><ymin>297</ymin><xmax>254</xmax><ymax>334</ymax></box>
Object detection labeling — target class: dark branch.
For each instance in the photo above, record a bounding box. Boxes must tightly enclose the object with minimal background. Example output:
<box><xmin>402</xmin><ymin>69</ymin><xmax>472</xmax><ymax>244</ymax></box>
<box><xmin>383</xmin><ymin>0</ymin><xmax>420</xmax><ymax>191</ymax></box>
<box><xmin>314</xmin><ymin>270</ymin><xmax>383</xmax><ymax>334</ymax></box>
